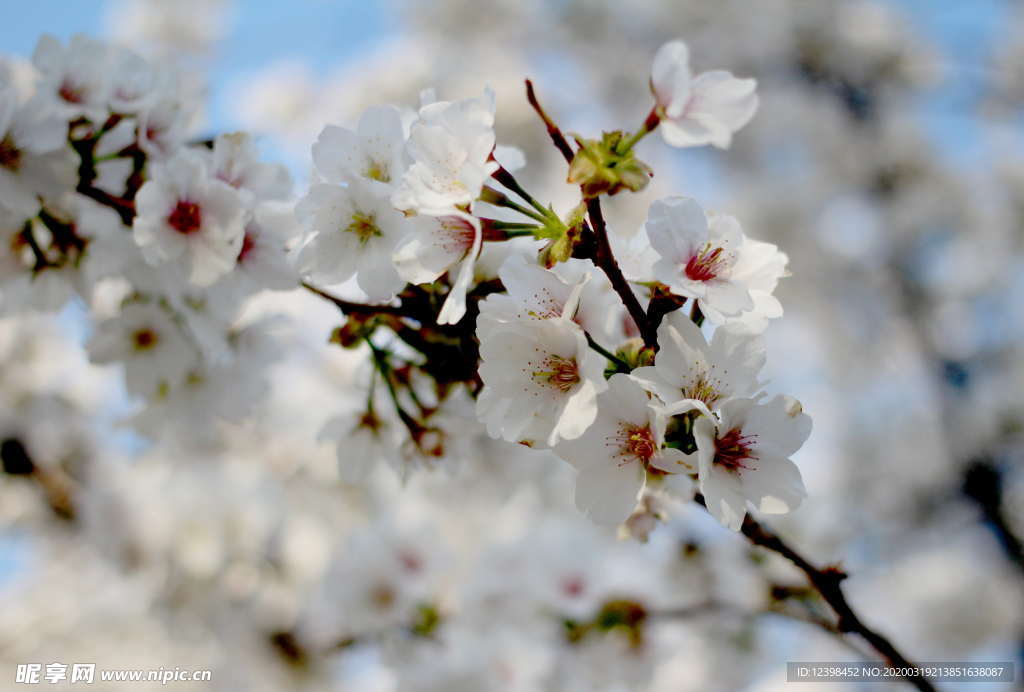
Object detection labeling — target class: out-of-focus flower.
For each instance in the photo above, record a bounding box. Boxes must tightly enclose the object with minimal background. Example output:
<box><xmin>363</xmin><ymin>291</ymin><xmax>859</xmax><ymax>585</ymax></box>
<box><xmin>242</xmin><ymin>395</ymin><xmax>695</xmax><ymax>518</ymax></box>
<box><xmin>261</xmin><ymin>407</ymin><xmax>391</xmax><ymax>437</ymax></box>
<box><xmin>133</xmin><ymin>150</ymin><xmax>246</xmax><ymax>286</ymax></box>
<box><xmin>87</xmin><ymin>300</ymin><xmax>198</xmax><ymax>399</ymax></box>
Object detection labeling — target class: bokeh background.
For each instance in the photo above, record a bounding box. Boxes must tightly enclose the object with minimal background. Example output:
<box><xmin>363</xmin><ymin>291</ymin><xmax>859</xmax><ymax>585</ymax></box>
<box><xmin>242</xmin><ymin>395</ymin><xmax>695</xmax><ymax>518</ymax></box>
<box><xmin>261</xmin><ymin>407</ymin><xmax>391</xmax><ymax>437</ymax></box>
<box><xmin>1</xmin><ymin>0</ymin><xmax>1023</xmax><ymax>690</ymax></box>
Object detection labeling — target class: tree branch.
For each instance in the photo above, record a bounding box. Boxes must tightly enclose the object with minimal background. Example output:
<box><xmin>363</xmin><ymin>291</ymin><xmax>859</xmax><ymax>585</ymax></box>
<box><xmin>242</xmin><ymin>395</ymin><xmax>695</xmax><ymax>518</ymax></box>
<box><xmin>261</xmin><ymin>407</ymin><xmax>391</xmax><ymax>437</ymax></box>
<box><xmin>525</xmin><ymin>79</ymin><xmax>575</xmax><ymax>163</ymax></box>
<box><xmin>586</xmin><ymin>198</ymin><xmax>656</xmax><ymax>348</ymax></box>
<box><xmin>694</xmin><ymin>494</ymin><xmax>935</xmax><ymax>691</ymax></box>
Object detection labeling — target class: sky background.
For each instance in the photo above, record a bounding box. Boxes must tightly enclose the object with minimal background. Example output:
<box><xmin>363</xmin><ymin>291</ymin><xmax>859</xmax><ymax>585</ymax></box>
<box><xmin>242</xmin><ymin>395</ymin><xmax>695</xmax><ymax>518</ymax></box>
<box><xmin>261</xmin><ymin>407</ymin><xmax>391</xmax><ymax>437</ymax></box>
<box><xmin>0</xmin><ymin>0</ymin><xmax>1013</xmax><ymax>167</ymax></box>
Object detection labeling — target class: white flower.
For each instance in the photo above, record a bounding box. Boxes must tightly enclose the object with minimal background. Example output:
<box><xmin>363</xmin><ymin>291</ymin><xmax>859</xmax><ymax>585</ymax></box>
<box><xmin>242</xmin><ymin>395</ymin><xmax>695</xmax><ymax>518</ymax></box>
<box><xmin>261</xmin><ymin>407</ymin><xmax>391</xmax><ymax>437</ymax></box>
<box><xmin>393</xmin><ymin>88</ymin><xmax>498</xmax><ymax>216</ymax></box>
<box><xmin>136</xmin><ymin>97</ymin><xmax>190</xmax><ymax>159</ymax></box>
<box><xmin>318</xmin><ymin>408</ymin><xmax>401</xmax><ymax>485</ymax></box>
<box><xmin>476</xmin><ymin>315</ymin><xmax>606</xmax><ymax>448</ymax></box>
<box><xmin>311</xmin><ymin>105</ymin><xmax>407</xmax><ymax>191</ymax></box>
<box><xmin>31</xmin><ymin>34</ymin><xmax>112</xmax><ymax>123</ymax></box>
<box><xmin>87</xmin><ymin>301</ymin><xmax>198</xmax><ymax>399</ymax></box>
<box><xmin>207</xmin><ymin>202</ymin><xmax>299</xmax><ymax>313</ymax></box>
<box><xmin>133</xmin><ymin>150</ymin><xmax>246</xmax><ymax>286</ymax></box>
<box><xmin>690</xmin><ymin>396</ymin><xmax>811</xmax><ymax>531</ymax></box>
<box><xmin>393</xmin><ymin>209</ymin><xmax>481</xmax><ymax>324</ymax></box>
<box><xmin>553</xmin><ymin>374</ymin><xmax>692</xmax><ymax>526</ymax></box>
<box><xmin>210</xmin><ymin>132</ymin><xmax>292</xmax><ymax>202</ymax></box>
<box><xmin>107</xmin><ymin>46</ymin><xmax>166</xmax><ymax>114</ymax></box>
<box><xmin>651</xmin><ymin>39</ymin><xmax>758</xmax><ymax>149</ymax></box>
<box><xmin>0</xmin><ymin>90</ymin><xmax>77</xmax><ymax>218</ymax></box>
<box><xmin>295</xmin><ymin>178</ymin><xmax>420</xmax><ymax>302</ymax></box>
<box><xmin>631</xmin><ymin>311</ymin><xmax>765</xmax><ymax>417</ymax></box>
<box><xmin>646</xmin><ymin>196</ymin><xmax>786</xmax><ymax>327</ymax></box>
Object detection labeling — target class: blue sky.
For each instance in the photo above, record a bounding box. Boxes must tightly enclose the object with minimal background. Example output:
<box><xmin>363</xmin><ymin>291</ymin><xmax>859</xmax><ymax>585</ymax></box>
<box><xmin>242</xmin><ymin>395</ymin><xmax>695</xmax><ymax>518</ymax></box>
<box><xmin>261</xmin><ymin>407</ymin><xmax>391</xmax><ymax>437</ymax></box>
<box><xmin>0</xmin><ymin>0</ymin><xmax>1009</xmax><ymax>167</ymax></box>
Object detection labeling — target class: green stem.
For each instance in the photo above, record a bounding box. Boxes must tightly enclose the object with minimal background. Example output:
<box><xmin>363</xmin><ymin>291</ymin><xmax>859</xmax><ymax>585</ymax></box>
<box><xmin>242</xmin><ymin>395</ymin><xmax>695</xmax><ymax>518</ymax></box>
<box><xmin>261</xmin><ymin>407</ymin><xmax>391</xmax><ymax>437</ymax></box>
<box><xmin>480</xmin><ymin>186</ymin><xmax>547</xmax><ymax>223</ymax></box>
<box><xmin>491</xmin><ymin>166</ymin><xmax>555</xmax><ymax>222</ymax></box>
<box><xmin>616</xmin><ymin>107</ymin><xmax>661</xmax><ymax>155</ymax></box>
<box><xmin>585</xmin><ymin>332</ymin><xmax>631</xmax><ymax>373</ymax></box>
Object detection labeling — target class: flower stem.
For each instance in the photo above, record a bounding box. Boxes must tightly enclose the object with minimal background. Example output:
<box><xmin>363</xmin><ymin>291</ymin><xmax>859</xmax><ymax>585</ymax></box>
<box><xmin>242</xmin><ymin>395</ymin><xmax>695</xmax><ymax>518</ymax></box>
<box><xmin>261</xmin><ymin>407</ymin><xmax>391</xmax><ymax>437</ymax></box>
<box><xmin>480</xmin><ymin>186</ymin><xmax>548</xmax><ymax>223</ymax></box>
<box><xmin>585</xmin><ymin>332</ymin><xmax>631</xmax><ymax>374</ymax></box>
<box><xmin>616</xmin><ymin>107</ymin><xmax>661</xmax><ymax>155</ymax></box>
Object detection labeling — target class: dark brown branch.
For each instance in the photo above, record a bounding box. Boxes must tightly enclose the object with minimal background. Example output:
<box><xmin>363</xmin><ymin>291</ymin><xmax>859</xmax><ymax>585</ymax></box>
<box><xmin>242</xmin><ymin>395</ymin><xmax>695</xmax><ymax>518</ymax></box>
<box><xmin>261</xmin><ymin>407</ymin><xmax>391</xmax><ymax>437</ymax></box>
<box><xmin>694</xmin><ymin>495</ymin><xmax>935</xmax><ymax>692</ymax></box>
<box><xmin>301</xmin><ymin>281</ymin><xmax>412</xmax><ymax>318</ymax></box>
<box><xmin>525</xmin><ymin>79</ymin><xmax>575</xmax><ymax>163</ymax></box>
<box><xmin>586</xmin><ymin>198</ymin><xmax>656</xmax><ymax>349</ymax></box>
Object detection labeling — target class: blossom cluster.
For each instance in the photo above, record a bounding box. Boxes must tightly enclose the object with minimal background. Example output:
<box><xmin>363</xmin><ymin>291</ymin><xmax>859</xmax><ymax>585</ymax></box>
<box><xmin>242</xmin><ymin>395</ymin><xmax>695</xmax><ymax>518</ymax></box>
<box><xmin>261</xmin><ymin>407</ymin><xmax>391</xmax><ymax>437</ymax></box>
<box><xmin>1</xmin><ymin>32</ymin><xmax>809</xmax><ymax>536</ymax></box>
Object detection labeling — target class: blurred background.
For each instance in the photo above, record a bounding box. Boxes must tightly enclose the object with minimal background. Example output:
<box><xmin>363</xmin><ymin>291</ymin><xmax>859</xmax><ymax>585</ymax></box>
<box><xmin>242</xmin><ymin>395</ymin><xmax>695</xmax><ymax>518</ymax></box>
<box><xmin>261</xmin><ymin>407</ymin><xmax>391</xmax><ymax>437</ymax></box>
<box><xmin>1</xmin><ymin>0</ymin><xmax>1022</xmax><ymax>690</ymax></box>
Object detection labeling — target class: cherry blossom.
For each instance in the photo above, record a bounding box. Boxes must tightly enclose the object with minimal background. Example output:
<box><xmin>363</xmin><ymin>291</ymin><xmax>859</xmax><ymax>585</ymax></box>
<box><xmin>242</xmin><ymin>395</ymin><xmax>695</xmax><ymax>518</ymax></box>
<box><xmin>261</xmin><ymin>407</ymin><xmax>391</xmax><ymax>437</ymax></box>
<box><xmin>650</xmin><ymin>39</ymin><xmax>759</xmax><ymax>149</ymax></box>
<box><xmin>646</xmin><ymin>195</ymin><xmax>786</xmax><ymax>327</ymax></box>
<box><xmin>86</xmin><ymin>300</ymin><xmax>198</xmax><ymax>399</ymax></box>
<box><xmin>689</xmin><ymin>395</ymin><xmax>811</xmax><ymax>531</ymax></box>
<box><xmin>553</xmin><ymin>374</ymin><xmax>692</xmax><ymax>526</ymax></box>
<box><xmin>631</xmin><ymin>311</ymin><xmax>765</xmax><ymax>417</ymax></box>
<box><xmin>476</xmin><ymin>315</ymin><xmax>606</xmax><ymax>447</ymax></box>
<box><xmin>295</xmin><ymin>177</ymin><xmax>421</xmax><ymax>302</ymax></box>
<box><xmin>311</xmin><ymin>104</ymin><xmax>407</xmax><ymax>191</ymax></box>
<box><xmin>133</xmin><ymin>149</ymin><xmax>247</xmax><ymax>286</ymax></box>
<box><xmin>392</xmin><ymin>88</ymin><xmax>498</xmax><ymax>215</ymax></box>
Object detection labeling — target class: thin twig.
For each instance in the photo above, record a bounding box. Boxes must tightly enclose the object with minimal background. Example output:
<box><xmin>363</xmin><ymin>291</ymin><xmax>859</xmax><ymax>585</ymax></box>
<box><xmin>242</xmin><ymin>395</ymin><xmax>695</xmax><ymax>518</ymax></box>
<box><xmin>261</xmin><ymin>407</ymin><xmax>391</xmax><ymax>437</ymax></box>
<box><xmin>525</xmin><ymin>79</ymin><xmax>575</xmax><ymax>163</ymax></box>
<box><xmin>301</xmin><ymin>281</ymin><xmax>411</xmax><ymax>318</ymax></box>
<box><xmin>694</xmin><ymin>495</ymin><xmax>936</xmax><ymax>692</ymax></box>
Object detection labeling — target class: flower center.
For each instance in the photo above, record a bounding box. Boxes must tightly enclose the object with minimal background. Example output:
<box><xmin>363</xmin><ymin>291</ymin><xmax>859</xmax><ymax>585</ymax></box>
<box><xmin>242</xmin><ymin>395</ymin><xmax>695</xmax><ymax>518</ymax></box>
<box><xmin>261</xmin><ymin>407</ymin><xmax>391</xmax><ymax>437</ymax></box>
<box><xmin>167</xmin><ymin>200</ymin><xmax>202</xmax><ymax>234</ymax></box>
<box><xmin>682</xmin><ymin>373</ymin><xmax>721</xmax><ymax>406</ymax></box>
<box><xmin>58</xmin><ymin>80</ymin><xmax>84</xmax><ymax>105</ymax></box>
<box><xmin>0</xmin><ymin>136</ymin><xmax>21</xmax><ymax>171</ymax></box>
<box><xmin>684</xmin><ymin>243</ymin><xmax>728</xmax><ymax>282</ymax></box>
<box><xmin>714</xmin><ymin>428</ymin><xmax>757</xmax><ymax>472</ymax></box>
<box><xmin>365</xmin><ymin>159</ymin><xmax>390</xmax><ymax>183</ymax></box>
<box><xmin>613</xmin><ymin>423</ymin><xmax>656</xmax><ymax>465</ymax></box>
<box><xmin>237</xmin><ymin>232</ymin><xmax>256</xmax><ymax>263</ymax></box>
<box><xmin>132</xmin><ymin>328</ymin><xmax>158</xmax><ymax>351</ymax></box>
<box><xmin>346</xmin><ymin>212</ymin><xmax>381</xmax><ymax>245</ymax></box>
<box><xmin>533</xmin><ymin>354</ymin><xmax>580</xmax><ymax>393</ymax></box>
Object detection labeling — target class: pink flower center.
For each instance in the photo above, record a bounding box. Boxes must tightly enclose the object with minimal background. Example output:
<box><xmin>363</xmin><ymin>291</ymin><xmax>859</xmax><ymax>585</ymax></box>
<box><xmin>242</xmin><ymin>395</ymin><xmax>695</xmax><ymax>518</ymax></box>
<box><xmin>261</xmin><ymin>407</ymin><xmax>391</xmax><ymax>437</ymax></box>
<box><xmin>58</xmin><ymin>80</ymin><xmax>84</xmax><ymax>105</ymax></box>
<box><xmin>237</xmin><ymin>232</ymin><xmax>256</xmax><ymax>262</ymax></box>
<box><xmin>0</xmin><ymin>136</ymin><xmax>21</xmax><ymax>171</ymax></box>
<box><xmin>684</xmin><ymin>243</ymin><xmax>728</xmax><ymax>282</ymax></box>
<box><xmin>167</xmin><ymin>200</ymin><xmax>202</xmax><ymax>234</ymax></box>
<box><xmin>714</xmin><ymin>428</ymin><xmax>757</xmax><ymax>472</ymax></box>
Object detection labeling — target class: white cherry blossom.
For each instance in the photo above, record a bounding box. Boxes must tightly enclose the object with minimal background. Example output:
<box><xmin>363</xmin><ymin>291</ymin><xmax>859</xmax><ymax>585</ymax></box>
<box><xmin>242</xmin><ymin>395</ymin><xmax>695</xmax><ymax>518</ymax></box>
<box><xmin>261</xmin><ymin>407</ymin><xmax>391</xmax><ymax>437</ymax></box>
<box><xmin>553</xmin><ymin>373</ymin><xmax>692</xmax><ymax>526</ymax></box>
<box><xmin>312</xmin><ymin>104</ymin><xmax>407</xmax><ymax>191</ymax></box>
<box><xmin>295</xmin><ymin>178</ymin><xmax>422</xmax><ymax>302</ymax></box>
<box><xmin>651</xmin><ymin>39</ymin><xmax>758</xmax><ymax>149</ymax></box>
<box><xmin>689</xmin><ymin>395</ymin><xmax>811</xmax><ymax>531</ymax></box>
<box><xmin>646</xmin><ymin>195</ymin><xmax>786</xmax><ymax>328</ymax></box>
<box><xmin>631</xmin><ymin>311</ymin><xmax>765</xmax><ymax>416</ymax></box>
<box><xmin>133</xmin><ymin>149</ymin><xmax>246</xmax><ymax>286</ymax></box>
<box><xmin>0</xmin><ymin>90</ymin><xmax>76</xmax><ymax>218</ymax></box>
<box><xmin>209</xmin><ymin>132</ymin><xmax>292</xmax><ymax>202</ymax></box>
<box><xmin>31</xmin><ymin>34</ymin><xmax>111</xmax><ymax>123</ymax></box>
<box><xmin>393</xmin><ymin>88</ymin><xmax>498</xmax><ymax>215</ymax></box>
<box><xmin>476</xmin><ymin>315</ymin><xmax>605</xmax><ymax>448</ymax></box>
<box><xmin>86</xmin><ymin>300</ymin><xmax>199</xmax><ymax>399</ymax></box>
